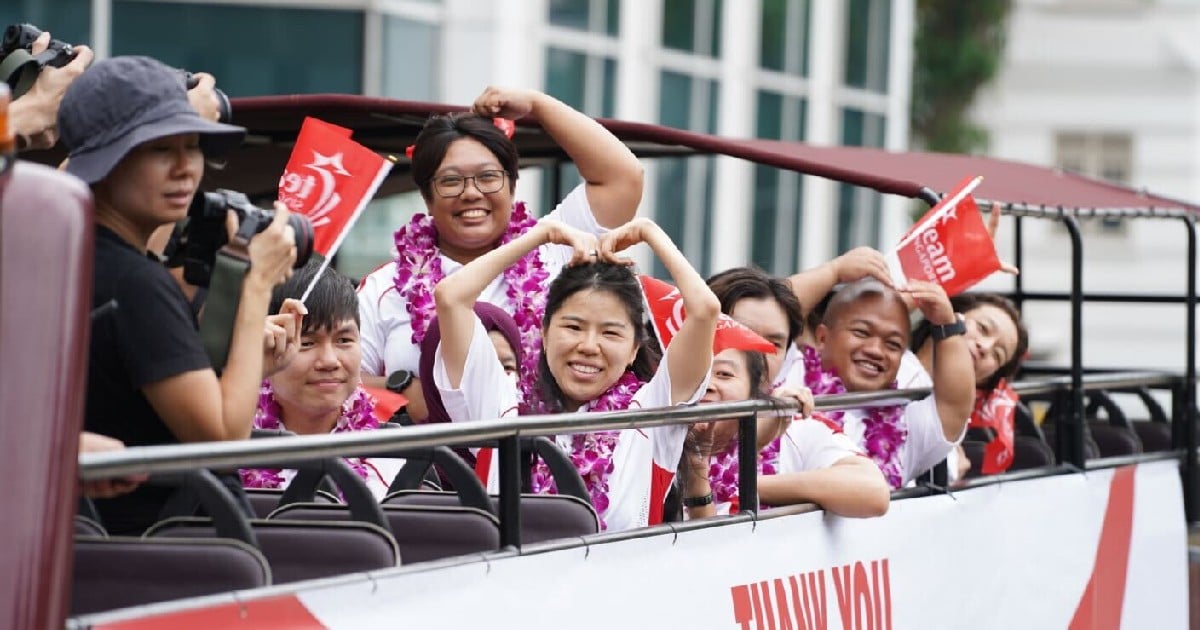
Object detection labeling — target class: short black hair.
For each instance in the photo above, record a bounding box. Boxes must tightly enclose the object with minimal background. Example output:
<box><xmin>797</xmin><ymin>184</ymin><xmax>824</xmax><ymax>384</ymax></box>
<box><xmin>269</xmin><ymin>258</ymin><xmax>359</xmax><ymax>335</ymax></box>
<box><xmin>821</xmin><ymin>278</ymin><xmax>910</xmax><ymax>343</ymax></box>
<box><xmin>410</xmin><ymin>113</ymin><xmax>520</xmax><ymax>201</ymax></box>
<box><xmin>706</xmin><ymin>266</ymin><xmax>805</xmax><ymax>341</ymax></box>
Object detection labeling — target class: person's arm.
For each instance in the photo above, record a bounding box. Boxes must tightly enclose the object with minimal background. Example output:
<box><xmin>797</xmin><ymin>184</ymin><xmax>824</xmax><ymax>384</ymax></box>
<box><xmin>682</xmin><ymin>422</ymin><xmax>717</xmax><ymax>519</ymax></box>
<box><xmin>434</xmin><ymin>220</ymin><xmax>597</xmax><ymax>388</ymax></box>
<box><xmin>758</xmin><ymin>455</ymin><xmax>890</xmax><ymax>518</ymax></box>
<box><xmin>78</xmin><ymin>432</ymin><xmax>146</xmax><ymax>499</ymax></box>
<box><xmin>9</xmin><ymin>32</ymin><xmax>93</xmax><ymax>150</ymax></box>
<box><xmin>473</xmin><ymin>87</ymin><xmax>643</xmax><ymax>229</ymax></box>
<box><xmin>787</xmin><ymin>247</ymin><xmax>893</xmax><ymax>319</ymax></box>
<box><xmin>143</xmin><ymin>204</ymin><xmax>298</xmax><ymax>442</ymax></box>
<box><xmin>599</xmin><ymin>218</ymin><xmax>719</xmax><ymax>405</ymax></box>
<box><xmin>754</xmin><ymin>386</ymin><xmax>815</xmax><ymax>450</ymax></box>
<box><xmin>904</xmin><ymin>281</ymin><xmax>974</xmax><ymax>441</ymax></box>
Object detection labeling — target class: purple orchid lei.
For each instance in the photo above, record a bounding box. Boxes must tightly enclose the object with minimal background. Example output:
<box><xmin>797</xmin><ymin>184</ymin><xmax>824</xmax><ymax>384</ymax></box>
<box><xmin>529</xmin><ymin>370</ymin><xmax>645</xmax><ymax>530</ymax></box>
<box><xmin>704</xmin><ymin>421</ymin><xmax>787</xmax><ymax>510</ymax></box>
<box><xmin>239</xmin><ymin>381</ymin><xmax>380</xmax><ymax>490</ymax></box>
<box><xmin>391</xmin><ymin>201</ymin><xmax>549</xmax><ymax>412</ymax></box>
<box><xmin>800</xmin><ymin>345</ymin><xmax>907</xmax><ymax>489</ymax></box>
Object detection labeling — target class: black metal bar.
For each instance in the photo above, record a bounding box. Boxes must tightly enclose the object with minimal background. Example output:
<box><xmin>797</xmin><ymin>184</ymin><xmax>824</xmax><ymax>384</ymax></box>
<box><xmin>1063</xmin><ymin>216</ymin><xmax>1087</xmax><ymax>469</ymax></box>
<box><xmin>1000</xmin><ymin>291</ymin><xmax>1194</xmax><ymax>305</ymax></box>
<box><xmin>916</xmin><ymin>186</ymin><xmax>940</xmax><ymax>206</ymax></box>
<box><xmin>549</xmin><ymin>159</ymin><xmax>563</xmax><ymax>206</ymax></box>
<box><xmin>736</xmin><ymin>412</ymin><xmax>758</xmax><ymax>514</ymax></box>
<box><xmin>1013</xmin><ymin>213</ymin><xmax>1024</xmax><ymax>313</ymax></box>
<box><xmin>497</xmin><ymin>434</ymin><xmax>522</xmax><ymax>548</ymax></box>
<box><xmin>1182</xmin><ymin>214</ymin><xmax>1198</xmax><ymax>522</ymax></box>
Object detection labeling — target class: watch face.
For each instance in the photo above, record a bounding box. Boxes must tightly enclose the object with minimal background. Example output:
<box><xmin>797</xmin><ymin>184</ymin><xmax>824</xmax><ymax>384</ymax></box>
<box><xmin>387</xmin><ymin>370</ymin><xmax>413</xmax><ymax>392</ymax></box>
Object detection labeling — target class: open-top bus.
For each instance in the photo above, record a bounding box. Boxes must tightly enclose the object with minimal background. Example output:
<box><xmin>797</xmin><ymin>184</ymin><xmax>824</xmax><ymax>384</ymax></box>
<box><xmin>3</xmin><ymin>95</ymin><xmax>1196</xmax><ymax>629</ymax></box>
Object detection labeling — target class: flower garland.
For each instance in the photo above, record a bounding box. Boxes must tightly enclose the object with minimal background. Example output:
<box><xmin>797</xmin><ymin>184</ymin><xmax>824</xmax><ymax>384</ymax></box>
<box><xmin>239</xmin><ymin>381</ymin><xmax>380</xmax><ymax>490</ymax></box>
<box><xmin>391</xmin><ymin>202</ymin><xmax>549</xmax><ymax>411</ymax></box>
<box><xmin>705</xmin><ymin>422</ymin><xmax>786</xmax><ymax>509</ymax></box>
<box><xmin>800</xmin><ymin>345</ymin><xmax>907</xmax><ymax>489</ymax></box>
<box><xmin>529</xmin><ymin>370</ymin><xmax>645</xmax><ymax>530</ymax></box>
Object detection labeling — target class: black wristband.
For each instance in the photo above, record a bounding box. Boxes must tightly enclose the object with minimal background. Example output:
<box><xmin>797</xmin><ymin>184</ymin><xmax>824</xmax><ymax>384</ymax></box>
<box><xmin>931</xmin><ymin>315</ymin><xmax>967</xmax><ymax>341</ymax></box>
<box><xmin>683</xmin><ymin>492</ymin><xmax>714</xmax><ymax>508</ymax></box>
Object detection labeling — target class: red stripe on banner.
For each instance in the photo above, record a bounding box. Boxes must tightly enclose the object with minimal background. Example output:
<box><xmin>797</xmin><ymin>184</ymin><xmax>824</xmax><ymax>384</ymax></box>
<box><xmin>648</xmin><ymin>462</ymin><xmax>675</xmax><ymax>525</ymax></box>
<box><xmin>1069</xmin><ymin>465</ymin><xmax>1137</xmax><ymax>630</ymax></box>
<box><xmin>94</xmin><ymin>594</ymin><xmax>325</xmax><ymax>629</ymax></box>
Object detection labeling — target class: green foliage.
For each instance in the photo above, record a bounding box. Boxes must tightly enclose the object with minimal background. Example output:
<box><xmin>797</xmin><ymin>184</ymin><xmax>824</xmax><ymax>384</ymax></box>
<box><xmin>910</xmin><ymin>0</ymin><xmax>1012</xmax><ymax>154</ymax></box>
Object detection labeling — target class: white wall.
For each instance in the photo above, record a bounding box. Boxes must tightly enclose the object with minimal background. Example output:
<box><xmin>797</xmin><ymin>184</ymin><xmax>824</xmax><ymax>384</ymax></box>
<box><xmin>971</xmin><ymin>0</ymin><xmax>1200</xmax><ymax>375</ymax></box>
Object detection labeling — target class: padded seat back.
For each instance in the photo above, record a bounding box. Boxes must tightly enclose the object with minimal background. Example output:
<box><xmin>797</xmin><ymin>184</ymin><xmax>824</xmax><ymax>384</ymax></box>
<box><xmin>1010</xmin><ymin>435</ymin><xmax>1055</xmax><ymax>471</ymax></box>
<box><xmin>384</xmin><ymin>490</ymin><xmax>600</xmax><ymax>544</ymax></box>
<box><xmin>74</xmin><ymin>516</ymin><xmax>107</xmax><ymax>538</ymax></box>
<box><xmin>244</xmin><ymin>487</ymin><xmax>337</xmax><ymax>518</ymax></box>
<box><xmin>1088</xmin><ymin>421</ymin><xmax>1143</xmax><ymax>458</ymax></box>
<box><xmin>1132</xmin><ymin>420</ymin><xmax>1173</xmax><ymax>453</ymax></box>
<box><xmin>144</xmin><ymin>517</ymin><xmax>399</xmax><ymax>584</ymax></box>
<box><xmin>270</xmin><ymin>502</ymin><xmax>501</xmax><ymax>564</ymax></box>
<box><xmin>72</xmin><ymin>535</ymin><xmax>271</xmax><ymax>616</ymax></box>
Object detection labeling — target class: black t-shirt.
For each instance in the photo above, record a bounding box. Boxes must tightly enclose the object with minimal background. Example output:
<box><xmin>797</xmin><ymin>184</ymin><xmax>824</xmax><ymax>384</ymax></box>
<box><xmin>86</xmin><ymin>226</ymin><xmax>212</xmax><ymax>534</ymax></box>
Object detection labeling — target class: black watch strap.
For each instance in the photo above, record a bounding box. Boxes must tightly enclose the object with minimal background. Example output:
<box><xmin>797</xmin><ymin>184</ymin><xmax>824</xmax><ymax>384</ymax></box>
<box><xmin>931</xmin><ymin>315</ymin><xmax>967</xmax><ymax>341</ymax></box>
<box><xmin>683</xmin><ymin>492</ymin><xmax>714</xmax><ymax>508</ymax></box>
<box><xmin>386</xmin><ymin>369</ymin><xmax>415</xmax><ymax>394</ymax></box>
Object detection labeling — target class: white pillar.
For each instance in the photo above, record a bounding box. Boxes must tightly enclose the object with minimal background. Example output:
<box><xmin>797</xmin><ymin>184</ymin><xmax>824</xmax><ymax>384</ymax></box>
<box><xmin>618</xmin><ymin>0</ymin><xmax>663</xmax><ymax>272</ymax></box>
<box><xmin>800</xmin><ymin>0</ymin><xmax>842</xmax><ymax>268</ymax></box>
<box><xmin>709</xmin><ymin>0</ymin><xmax>760</xmax><ymax>273</ymax></box>
<box><xmin>90</xmin><ymin>0</ymin><xmax>111</xmax><ymax>60</ymax></box>
<box><xmin>879</xmin><ymin>0</ymin><xmax>916</xmax><ymax>248</ymax></box>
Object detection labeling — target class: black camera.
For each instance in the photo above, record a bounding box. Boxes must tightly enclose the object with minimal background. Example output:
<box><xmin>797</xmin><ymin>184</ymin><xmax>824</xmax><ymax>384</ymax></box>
<box><xmin>0</xmin><ymin>23</ymin><xmax>77</xmax><ymax>97</ymax></box>
<box><xmin>175</xmin><ymin>189</ymin><xmax>314</xmax><ymax>287</ymax></box>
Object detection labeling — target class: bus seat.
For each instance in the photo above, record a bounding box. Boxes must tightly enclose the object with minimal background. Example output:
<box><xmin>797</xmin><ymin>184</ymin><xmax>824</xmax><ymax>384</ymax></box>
<box><xmin>1132</xmin><ymin>420</ymin><xmax>1173</xmax><ymax>453</ymax></box>
<box><xmin>74</xmin><ymin>516</ymin><xmax>107</xmax><ymax>538</ymax></box>
<box><xmin>1087</xmin><ymin>421</ymin><xmax>1143</xmax><ymax>458</ymax></box>
<box><xmin>384</xmin><ymin>490</ymin><xmax>600</xmax><ymax>544</ymax></box>
<box><xmin>244</xmin><ymin>487</ymin><xmax>336</xmax><ymax>519</ymax></box>
<box><xmin>269</xmin><ymin>502</ymin><xmax>501</xmax><ymax>564</ymax></box>
<box><xmin>1010</xmin><ymin>435</ymin><xmax>1055</xmax><ymax>471</ymax></box>
<box><xmin>71</xmin><ymin>535</ymin><xmax>271</xmax><ymax>616</ymax></box>
<box><xmin>144</xmin><ymin>517</ymin><xmax>399</xmax><ymax>583</ymax></box>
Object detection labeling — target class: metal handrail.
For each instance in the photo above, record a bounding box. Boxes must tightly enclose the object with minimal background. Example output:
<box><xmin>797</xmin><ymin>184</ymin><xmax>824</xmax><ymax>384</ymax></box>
<box><xmin>78</xmin><ymin>371</ymin><xmax>1180</xmax><ymax>481</ymax></box>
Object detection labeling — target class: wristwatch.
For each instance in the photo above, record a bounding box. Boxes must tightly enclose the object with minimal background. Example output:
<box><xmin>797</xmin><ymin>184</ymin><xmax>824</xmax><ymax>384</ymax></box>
<box><xmin>683</xmin><ymin>492</ymin><xmax>715</xmax><ymax>508</ymax></box>
<box><xmin>930</xmin><ymin>315</ymin><xmax>967</xmax><ymax>341</ymax></box>
<box><xmin>386</xmin><ymin>369</ymin><xmax>415</xmax><ymax>394</ymax></box>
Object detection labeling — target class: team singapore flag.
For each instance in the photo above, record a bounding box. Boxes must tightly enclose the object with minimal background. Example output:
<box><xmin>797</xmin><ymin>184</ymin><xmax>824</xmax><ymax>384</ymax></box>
<box><xmin>885</xmin><ymin>176</ymin><xmax>1002</xmax><ymax>296</ymax></box>
<box><xmin>638</xmin><ymin>275</ymin><xmax>776</xmax><ymax>355</ymax></box>
<box><xmin>277</xmin><ymin>117</ymin><xmax>395</xmax><ymax>299</ymax></box>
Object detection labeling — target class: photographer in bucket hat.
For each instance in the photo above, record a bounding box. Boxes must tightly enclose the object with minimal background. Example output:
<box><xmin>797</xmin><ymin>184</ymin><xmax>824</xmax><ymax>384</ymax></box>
<box><xmin>60</xmin><ymin>56</ymin><xmax>303</xmax><ymax>534</ymax></box>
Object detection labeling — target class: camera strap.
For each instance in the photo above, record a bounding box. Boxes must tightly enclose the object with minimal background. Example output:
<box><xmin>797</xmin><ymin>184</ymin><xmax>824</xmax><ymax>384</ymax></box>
<box><xmin>199</xmin><ymin>247</ymin><xmax>250</xmax><ymax>373</ymax></box>
<box><xmin>0</xmin><ymin>49</ymin><xmax>39</xmax><ymax>98</ymax></box>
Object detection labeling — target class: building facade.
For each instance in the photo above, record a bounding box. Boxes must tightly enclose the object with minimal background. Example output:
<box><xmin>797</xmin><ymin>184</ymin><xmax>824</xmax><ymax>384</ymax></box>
<box><xmin>970</xmin><ymin>0</ymin><xmax>1200</xmax><ymax>375</ymax></box>
<box><xmin>4</xmin><ymin>0</ymin><xmax>915</xmax><ymax>281</ymax></box>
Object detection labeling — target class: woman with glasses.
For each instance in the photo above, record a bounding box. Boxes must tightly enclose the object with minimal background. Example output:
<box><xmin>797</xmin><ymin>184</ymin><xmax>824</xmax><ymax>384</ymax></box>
<box><xmin>357</xmin><ymin>87</ymin><xmax>644</xmax><ymax>422</ymax></box>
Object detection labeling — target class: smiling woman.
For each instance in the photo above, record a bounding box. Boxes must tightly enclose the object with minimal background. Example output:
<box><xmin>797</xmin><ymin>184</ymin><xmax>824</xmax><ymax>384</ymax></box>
<box><xmin>356</xmin><ymin>86</ymin><xmax>645</xmax><ymax>424</ymax></box>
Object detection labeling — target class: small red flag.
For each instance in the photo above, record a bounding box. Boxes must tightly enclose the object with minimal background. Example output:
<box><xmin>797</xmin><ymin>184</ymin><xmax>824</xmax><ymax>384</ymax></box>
<box><xmin>363</xmin><ymin>386</ymin><xmax>408</xmax><ymax>424</ymax></box>
<box><xmin>886</xmin><ymin>176</ymin><xmax>1002</xmax><ymax>296</ymax></box>
<box><xmin>969</xmin><ymin>379</ymin><xmax>1017</xmax><ymax>475</ymax></box>
<box><xmin>638</xmin><ymin>275</ymin><xmax>775</xmax><ymax>354</ymax></box>
<box><xmin>277</xmin><ymin>117</ymin><xmax>393</xmax><ymax>258</ymax></box>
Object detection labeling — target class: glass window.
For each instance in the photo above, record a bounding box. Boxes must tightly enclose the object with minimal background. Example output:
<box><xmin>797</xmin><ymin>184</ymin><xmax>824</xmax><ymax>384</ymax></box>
<box><xmin>111</xmin><ymin>2</ymin><xmax>364</xmax><ymax>97</ymax></box>
<box><xmin>662</xmin><ymin>0</ymin><xmax>722</xmax><ymax>58</ymax></box>
<box><xmin>843</xmin><ymin>0</ymin><xmax>890</xmax><ymax>93</ymax></box>
<box><xmin>0</xmin><ymin>0</ymin><xmax>90</xmax><ymax>54</ymax></box>
<box><xmin>549</xmin><ymin>0</ymin><xmax>619</xmax><ymax>36</ymax></box>
<box><xmin>837</xmin><ymin>108</ymin><xmax>887</xmax><ymax>252</ymax></box>
<box><xmin>751</xmin><ymin>91</ymin><xmax>807</xmax><ymax>274</ymax></box>
<box><xmin>544</xmin><ymin>47</ymin><xmax>616</xmax><ymax>117</ymax></box>
<box><xmin>759</xmin><ymin>0</ymin><xmax>809</xmax><ymax>75</ymax></box>
<box><xmin>381</xmin><ymin>17</ymin><xmax>439</xmax><ymax>101</ymax></box>
<box><xmin>1054</xmin><ymin>132</ymin><xmax>1133</xmax><ymax>234</ymax></box>
<box><xmin>655</xmin><ymin>71</ymin><xmax>719</xmax><ymax>278</ymax></box>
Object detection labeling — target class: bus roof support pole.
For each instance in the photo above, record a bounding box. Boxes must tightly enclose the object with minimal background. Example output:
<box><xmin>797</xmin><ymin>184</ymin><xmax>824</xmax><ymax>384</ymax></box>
<box><xmin>550</xmin><ymin>160</ymin><xmax>563</xmax><ymax>210</ymax></box>
<box><xmin>1063</xmin><ymin>215</ymin><xmax>1087</xmax><ymax>469</ymax></box>
<box><xmin>1013</xmin><ymin>211</ymin><xmax>1025</xmax><ymax>313</ymax></box>
<box><xmin>497</xmin><ymin>434</ymin><xmax>522</xmax><ymax>549</ymax></box>
<box><xmin>737</xmin><ymin>412</ymin><xmax>758</xmax><ymax>515</ymax></box>
<box><xmin>1182</xmin><ymin>215</ymin><xmax>1197</xmax><ymax>522</ymax></box>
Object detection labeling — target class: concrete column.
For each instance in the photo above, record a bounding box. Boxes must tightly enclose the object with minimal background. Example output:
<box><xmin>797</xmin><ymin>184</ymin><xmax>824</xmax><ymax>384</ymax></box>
<box><xmin>799</xmin><ymin>0</ymin><xmax>842</xmax><ymax>267</ymax></box>
<box><xmin>879</xmin><ymin>0</ymin><xmax>916</xmax><ymax>247</ymax></box>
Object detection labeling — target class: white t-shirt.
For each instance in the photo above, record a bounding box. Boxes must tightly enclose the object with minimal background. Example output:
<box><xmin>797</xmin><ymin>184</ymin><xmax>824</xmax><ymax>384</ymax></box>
<box><xmin>357</xmin><ymin>184</ymin><xmax>606</xmax><ymax>377</ymax></box>
<box><xmin>270</xmin><ymin>457</ymin><xmax>406</xmax><ymax>502</ymax></box>
<box><xmin>787</xmin><ymin>349</ymin><xmax>965</xmax><ymax>487</ymax></box>
<box><xmin>711</xmin><ymin>417</ymin><xmax>863</xmax><ymax>516</ymax></box>
<box><xmin>432</xmin><ymin>317</ymin><xmax>708</xmax><ymax>532</ymax></box>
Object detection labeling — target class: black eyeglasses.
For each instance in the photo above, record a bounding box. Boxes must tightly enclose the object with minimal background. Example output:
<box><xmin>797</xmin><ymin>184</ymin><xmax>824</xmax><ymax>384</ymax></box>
<box><xmin>432</xmin><ymin>170</ymin><xmax>507</xmax><ymax>198</ymax></box>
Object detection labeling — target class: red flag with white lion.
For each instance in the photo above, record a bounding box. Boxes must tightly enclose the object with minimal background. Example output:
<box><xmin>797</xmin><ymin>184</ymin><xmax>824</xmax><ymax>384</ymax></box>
<box><xmin>638</xmin><ymin>275</ymin><xmax>776</xmax><ymax>354</ymax></box>
<box><xmin>277</xmin><ymin>117</ymin><xmax>393</xmax><ymax>258</ymax></box>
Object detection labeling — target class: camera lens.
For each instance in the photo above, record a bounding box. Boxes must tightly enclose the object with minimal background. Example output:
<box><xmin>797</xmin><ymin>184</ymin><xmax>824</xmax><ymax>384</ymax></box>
<box><xmin>288</xmin><ymin>214</ymin><xmax>314</xmax><ymax>269</ymax></box>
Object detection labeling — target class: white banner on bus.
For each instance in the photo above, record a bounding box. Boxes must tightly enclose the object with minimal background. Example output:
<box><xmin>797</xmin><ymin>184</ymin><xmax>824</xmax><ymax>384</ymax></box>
<box><xmin>95</xmin><ymin>461</ymin><xmax>1188</xmax><ymax>630</ymax></box>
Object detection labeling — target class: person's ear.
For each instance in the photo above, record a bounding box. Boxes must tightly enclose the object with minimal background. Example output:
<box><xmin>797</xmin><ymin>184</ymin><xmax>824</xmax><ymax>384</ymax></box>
<box><xmin>814</xmin><ymin>323</ymin><xmax>830</xmax><ymax>350</ymax></box>
<box><xmin>626</xmin><ymin>342</ymin><xmax>640</xmax><ymax>371</ymax></box>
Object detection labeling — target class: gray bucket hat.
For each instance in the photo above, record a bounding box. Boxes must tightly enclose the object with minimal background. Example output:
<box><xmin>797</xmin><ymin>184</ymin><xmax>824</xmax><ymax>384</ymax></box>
<box><xmin>58</xmin><ymin>55</ymin><xmax>245</xmax><ymax>184</ymax></box>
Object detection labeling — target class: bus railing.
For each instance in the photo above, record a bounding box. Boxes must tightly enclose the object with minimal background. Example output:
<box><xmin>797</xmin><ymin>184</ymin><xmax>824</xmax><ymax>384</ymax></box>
<box><xmin>79</xmin><ymin>370</ymin><xmax>1191</xmax><ymax>547</ymax></box>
